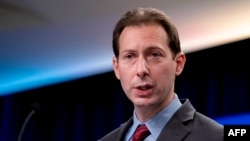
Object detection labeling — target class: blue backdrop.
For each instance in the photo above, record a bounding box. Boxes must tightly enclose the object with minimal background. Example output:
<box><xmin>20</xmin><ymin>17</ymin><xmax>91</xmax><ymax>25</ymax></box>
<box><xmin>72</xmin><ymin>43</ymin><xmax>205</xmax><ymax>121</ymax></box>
<box><xmin>0</xmin><ymin>38</ymin><xmax>249</xmax><ymax>141</ymax></box>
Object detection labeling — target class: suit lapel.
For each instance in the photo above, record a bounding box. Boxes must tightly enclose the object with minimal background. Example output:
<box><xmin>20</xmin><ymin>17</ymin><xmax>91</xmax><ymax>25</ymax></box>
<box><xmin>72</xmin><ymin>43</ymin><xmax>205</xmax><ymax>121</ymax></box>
<box><xmin>157</xmin><ymin>99</ymin><xmax>195</xmax><ymax>141</ymax></box>
<box><xmin>116</xmin><ymin>118</ymin><xmax>133</xmax><ymax>140</ymax></box>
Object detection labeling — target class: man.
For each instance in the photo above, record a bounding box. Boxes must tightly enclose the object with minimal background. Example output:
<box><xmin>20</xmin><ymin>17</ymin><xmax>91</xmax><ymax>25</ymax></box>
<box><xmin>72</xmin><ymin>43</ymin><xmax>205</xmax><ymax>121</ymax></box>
<box><xmin>98</xmin><ymin>7</ymin><xmax>223</xmax><ymax>141</ymax></box>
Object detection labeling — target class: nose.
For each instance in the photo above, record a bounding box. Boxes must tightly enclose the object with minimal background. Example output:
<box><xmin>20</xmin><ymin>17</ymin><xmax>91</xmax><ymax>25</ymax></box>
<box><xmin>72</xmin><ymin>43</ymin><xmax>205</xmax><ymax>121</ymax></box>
<box><xmin>136</xmin><ymin>57</ymin><xmax>149</xmax><ymax>78</ymax></box>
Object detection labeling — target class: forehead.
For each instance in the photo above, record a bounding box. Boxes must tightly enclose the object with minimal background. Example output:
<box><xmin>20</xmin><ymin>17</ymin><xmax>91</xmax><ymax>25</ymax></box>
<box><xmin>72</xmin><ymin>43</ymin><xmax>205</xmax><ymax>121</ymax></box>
<box><xmin>121</xmin><ymin>24</ymin><xmax>167</xmax><ymax>38</ymax></box>
<box><xmin>119</xmin><ymin>24</ymin><xmax>168</xmax><ymax>50</ymax></box>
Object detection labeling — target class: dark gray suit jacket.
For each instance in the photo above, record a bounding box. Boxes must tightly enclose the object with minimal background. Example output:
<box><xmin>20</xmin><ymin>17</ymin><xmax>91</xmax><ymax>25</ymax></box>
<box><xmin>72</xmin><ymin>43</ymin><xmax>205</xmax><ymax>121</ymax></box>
<box><xmin>98</xmin><ymin>99</ymin><xmax>224</xmax><ymax>141</ymax></box>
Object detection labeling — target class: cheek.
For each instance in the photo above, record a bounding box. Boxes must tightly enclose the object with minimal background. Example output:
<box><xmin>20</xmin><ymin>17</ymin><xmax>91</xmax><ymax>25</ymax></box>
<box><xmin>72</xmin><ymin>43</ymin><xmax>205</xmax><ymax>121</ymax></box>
<box><xmin>119</xmin><ymin>76</ymin><xmax>131</xmax><ymax>97</ymax></box>
<box><xmin>152</xmin><ymin>66</ymin><xmax>174</xmax><ymax>82</ymax></box>
<box><xmin>119</xmin><ymin>65</ymin><xmax>135</xmax><ymax>78</ymax></box>
<box><xmin>119</xmin><ymin>69</ymin><xmax>135</xmax><ymax>91</ymax></box>
<box><xmin>119</xmin><ymin>70</ymin><xmax>131</xmax><ymax>86</ymax></box>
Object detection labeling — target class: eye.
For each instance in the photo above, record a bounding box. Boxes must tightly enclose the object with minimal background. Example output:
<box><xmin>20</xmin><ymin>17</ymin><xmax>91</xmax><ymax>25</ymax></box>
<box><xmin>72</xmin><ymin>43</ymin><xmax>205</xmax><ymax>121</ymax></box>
<box><xmin>124</xmin><ymin>53</ymin><xmax>134</xmax><ymax>59</ymax></box>
<box><xmin>150</xmin><ymin>52</ymin><xmax>161</xmax><ymax>58</ymax></box>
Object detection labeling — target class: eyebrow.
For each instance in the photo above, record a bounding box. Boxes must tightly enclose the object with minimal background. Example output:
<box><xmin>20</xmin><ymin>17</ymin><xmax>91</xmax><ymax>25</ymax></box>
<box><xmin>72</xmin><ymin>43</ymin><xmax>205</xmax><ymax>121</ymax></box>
<box><xmin>121</xmin><ymin>46</ymin><xmax>164</xmax><ymax>54</ymax></box>
<box><xmin>120</xmin><ymin>48</ymin><xmax>136</xmax><ymax>54</ymax></box>
<box><xmin>144</xmin><ymin>46</ymin><xmax>165</xmax><ymax>53</ymax></box>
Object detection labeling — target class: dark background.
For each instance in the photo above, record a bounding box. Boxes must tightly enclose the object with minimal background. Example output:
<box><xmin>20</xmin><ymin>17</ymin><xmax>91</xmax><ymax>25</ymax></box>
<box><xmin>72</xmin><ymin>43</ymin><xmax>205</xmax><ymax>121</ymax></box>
<box><xmin>0</xmin><ymin>38</ymin><xmax>250</xmax><ymax>141</ymax></box>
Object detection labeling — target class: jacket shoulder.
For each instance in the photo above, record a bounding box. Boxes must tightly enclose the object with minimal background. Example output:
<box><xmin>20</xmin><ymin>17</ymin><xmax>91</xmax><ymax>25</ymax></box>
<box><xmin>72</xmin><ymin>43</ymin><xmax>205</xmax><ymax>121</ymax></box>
<box><xmin>98</xmin><ymin>127</ymin><xmax>121</xmax><ymax>141</ymax></box>
<box><xmin>98</xmin><ymin>118</ymin><xmax>133</xmax><ymax>141</ymax></box>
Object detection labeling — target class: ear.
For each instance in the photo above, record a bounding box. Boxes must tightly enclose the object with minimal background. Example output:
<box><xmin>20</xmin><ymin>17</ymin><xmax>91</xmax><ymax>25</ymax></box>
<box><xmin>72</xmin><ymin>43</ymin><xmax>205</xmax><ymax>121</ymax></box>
<box><xmin>175</xmin><ymin>52</ymin><xmax>186</xmax><ymax>76</ymax></box>
<box><xmin>113</xmin><ymin>57</ymin><xmax>120</xmax><ymax>80</ymax></box>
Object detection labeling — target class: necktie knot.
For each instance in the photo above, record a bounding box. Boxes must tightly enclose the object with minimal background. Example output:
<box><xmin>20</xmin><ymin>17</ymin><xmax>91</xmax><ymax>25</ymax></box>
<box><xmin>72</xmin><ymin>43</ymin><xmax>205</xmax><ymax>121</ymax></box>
<box><xmin>132</xmin><ymin>124</ymin><xmax>150</xmax><ymax>141</ymax></box>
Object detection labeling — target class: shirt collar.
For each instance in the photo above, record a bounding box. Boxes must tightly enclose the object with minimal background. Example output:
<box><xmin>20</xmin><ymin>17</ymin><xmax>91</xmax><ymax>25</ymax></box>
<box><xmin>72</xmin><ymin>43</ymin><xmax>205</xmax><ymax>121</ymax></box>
<box><xmin>131</xmin><ymin>94</ymin><xmax>182</xmax><ymax>139</ymax></box>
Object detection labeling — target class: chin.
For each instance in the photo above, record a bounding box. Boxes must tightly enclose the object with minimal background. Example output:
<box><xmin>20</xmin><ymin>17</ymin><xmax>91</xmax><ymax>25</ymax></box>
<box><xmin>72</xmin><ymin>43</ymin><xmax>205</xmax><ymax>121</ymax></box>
<box><xmin>133</xmin><ymin>99</ymin><xmax>152</xmax><ymax>106</ymax></box>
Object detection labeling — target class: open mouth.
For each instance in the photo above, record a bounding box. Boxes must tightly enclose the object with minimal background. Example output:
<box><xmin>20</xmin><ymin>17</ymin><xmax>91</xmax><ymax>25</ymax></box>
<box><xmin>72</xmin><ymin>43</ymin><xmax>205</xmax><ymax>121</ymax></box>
<box><xmin>137</xmin><ymin>84</ymin><xmax>153</xmax><ymax>90</ymax></box>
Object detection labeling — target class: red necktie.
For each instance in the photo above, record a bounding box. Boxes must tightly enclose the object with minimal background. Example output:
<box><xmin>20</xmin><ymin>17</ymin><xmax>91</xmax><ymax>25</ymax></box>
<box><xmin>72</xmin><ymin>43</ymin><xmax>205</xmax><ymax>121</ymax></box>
<box><xmin>131</xmin><ymin>124</ymin><xmax>150</xmax><ymax>141</ymax></box>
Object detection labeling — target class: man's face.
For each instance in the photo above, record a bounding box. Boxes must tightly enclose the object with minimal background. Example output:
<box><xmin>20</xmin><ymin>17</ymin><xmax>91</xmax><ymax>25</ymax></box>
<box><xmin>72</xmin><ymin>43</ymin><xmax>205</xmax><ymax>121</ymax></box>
<box><xmin>113</xmin><ymin>24</ymin><xmax>185</xmax><ymax>108</ymax></box>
